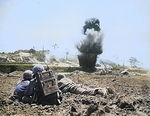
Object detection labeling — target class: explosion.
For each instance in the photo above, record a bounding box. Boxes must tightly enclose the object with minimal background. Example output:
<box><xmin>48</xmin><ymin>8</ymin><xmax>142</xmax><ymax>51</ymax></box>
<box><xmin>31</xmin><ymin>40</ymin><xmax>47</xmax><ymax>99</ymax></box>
<box><xmin>76</xmin><ymin>29</ymin><xmax>103</xmax><ymax>55</ymax></box>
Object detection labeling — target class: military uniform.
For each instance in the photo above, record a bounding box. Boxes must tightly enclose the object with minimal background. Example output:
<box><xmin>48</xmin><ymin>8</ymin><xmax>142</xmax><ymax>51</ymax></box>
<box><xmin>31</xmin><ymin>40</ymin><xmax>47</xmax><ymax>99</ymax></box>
<box><xmin>57</xmin><ymin>74</ymin><xmax>101</xmax><ymax>95</ymax></box>
<box><xmin>13</xmin><ymin>70</ymin><xmax>33</xmax><ymax>101</ymax></box>
<box><xmin>14</xmin><ymin>80</ymin><xmax>30</xmax><ymax>99</ymax></box>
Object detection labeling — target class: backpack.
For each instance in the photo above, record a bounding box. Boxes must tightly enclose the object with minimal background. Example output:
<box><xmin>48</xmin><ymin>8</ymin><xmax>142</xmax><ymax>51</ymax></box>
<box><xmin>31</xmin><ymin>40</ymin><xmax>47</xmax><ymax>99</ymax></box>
<box><xmin>25</xmin><ymin>70</ymin><xmax>62</xmax><ymax>105</ymax></box>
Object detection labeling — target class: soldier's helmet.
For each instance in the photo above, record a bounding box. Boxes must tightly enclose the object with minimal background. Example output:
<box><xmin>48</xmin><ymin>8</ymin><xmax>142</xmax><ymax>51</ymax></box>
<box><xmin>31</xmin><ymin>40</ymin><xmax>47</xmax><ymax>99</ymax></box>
<box><xmin>32</xmin><ymin>64</ymin><xmax>44</xmax><ymax>74</ymax></box>
<box><xmin>23</xmin><ymin>70</ymin><xmax>32</xmax><ymax>80</ymax></box>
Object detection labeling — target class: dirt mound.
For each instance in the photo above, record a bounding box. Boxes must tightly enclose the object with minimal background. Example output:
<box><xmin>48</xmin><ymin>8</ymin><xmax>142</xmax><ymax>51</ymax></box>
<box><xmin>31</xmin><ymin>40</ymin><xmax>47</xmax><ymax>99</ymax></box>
<box><xmin>0</xmin><ymin>72</ymin><xmax>150</xmax><ymax>116</ymax></box>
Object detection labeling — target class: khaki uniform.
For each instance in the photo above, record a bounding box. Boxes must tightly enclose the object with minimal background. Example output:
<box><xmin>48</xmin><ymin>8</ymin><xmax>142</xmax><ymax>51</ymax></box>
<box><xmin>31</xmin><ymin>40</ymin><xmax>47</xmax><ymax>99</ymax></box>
<box><xmin>57</xmin><ymin>75</ymin><xmax>97</xmax><ymax>95</ymax></box>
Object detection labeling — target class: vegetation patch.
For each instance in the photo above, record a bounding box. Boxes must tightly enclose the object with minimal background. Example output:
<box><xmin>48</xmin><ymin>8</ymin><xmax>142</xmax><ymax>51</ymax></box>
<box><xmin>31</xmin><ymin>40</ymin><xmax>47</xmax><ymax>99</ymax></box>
<box><xmin>50</xmin><ymin>67</ymin><xmax>80</xmax><ymax>72</ymax></box>
<box><xmin>0</xmin><ymin>63</ymin><xmax>80</xmax><ymax>73</ymax></box>
<box><xmin>111</xmin><ymin>65</ymin><xmax>127</xmax><ymax>71</ymax></box>
<box><xmin>0</xmin><ymin>63</ymin><xmax>33</xmax><ymax>73</ymax></box>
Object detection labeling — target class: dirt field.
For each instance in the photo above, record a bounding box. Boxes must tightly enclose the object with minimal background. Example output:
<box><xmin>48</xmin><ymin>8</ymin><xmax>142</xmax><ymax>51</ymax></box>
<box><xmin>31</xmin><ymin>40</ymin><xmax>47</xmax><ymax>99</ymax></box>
<box><xmin>0</xmin><ymin>70</ymin><xmax>150</xmax><ymax>116</ymax></box>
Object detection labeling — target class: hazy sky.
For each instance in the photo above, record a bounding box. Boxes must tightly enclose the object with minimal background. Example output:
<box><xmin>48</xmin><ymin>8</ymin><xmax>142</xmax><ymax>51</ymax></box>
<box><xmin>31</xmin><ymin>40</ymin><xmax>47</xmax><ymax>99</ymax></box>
<box><xmin>0</xmin><ymin>0</ymin><xmax>150</xmax><ymax>69</ymax></box>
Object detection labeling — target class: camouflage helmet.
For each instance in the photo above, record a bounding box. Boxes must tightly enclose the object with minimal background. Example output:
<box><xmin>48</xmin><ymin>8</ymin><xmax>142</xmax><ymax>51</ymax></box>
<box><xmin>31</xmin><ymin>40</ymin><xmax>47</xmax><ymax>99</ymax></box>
<box><xmin>32</xmin><ymin>64</ymin><xmax>44</xmax><ymax>74</ymax></box>
<box><xmin>23</xmin><ymin>70</ymin><xmax>32</xmax><ymax>80</ymax></box>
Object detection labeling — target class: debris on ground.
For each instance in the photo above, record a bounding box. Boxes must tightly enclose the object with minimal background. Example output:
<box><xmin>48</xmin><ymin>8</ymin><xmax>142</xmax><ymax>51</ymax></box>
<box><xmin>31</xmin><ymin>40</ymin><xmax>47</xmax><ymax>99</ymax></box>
<box><xmin>0</xmin><ymin>69</ymin><xmax>150</xmax><ymax>116</ymax></box>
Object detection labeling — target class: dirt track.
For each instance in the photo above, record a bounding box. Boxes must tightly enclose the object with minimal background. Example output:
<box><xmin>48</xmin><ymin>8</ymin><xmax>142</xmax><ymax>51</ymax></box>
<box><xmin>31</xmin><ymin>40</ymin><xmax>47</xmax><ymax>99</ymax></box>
<box><xmin>0</xmin><ymin>71</ymin><xmax>150</xmax><ymax>116</ymax></box>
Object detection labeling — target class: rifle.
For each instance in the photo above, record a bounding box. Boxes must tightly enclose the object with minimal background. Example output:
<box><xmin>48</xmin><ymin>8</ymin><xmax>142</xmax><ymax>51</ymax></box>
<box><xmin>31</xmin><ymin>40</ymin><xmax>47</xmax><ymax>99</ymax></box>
<box><xmin>43</xmin><ymin>60</ymin><xmax>49</xmax><ymax>71</ymax></box>
<box><xmin>39</xmin><ymin>49</ymin><xmax>50</xmax><ymax>71</ymax></box>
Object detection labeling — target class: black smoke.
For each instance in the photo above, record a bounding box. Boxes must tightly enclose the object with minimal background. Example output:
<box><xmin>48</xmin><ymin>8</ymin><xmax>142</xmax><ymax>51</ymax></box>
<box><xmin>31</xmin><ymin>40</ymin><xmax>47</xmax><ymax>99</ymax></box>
<box><xmin>76</xmin><ymin>29</ymin><xmax>103</xmax><ymax>55</ymax></box>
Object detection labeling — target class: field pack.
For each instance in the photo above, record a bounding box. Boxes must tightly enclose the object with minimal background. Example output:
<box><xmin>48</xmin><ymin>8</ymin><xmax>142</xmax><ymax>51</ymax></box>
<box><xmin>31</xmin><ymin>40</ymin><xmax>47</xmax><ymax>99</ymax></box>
<box><xmin>32</xmin><ymin>70</ymin><xmax>62</xmax><ymax>105</ymax></box>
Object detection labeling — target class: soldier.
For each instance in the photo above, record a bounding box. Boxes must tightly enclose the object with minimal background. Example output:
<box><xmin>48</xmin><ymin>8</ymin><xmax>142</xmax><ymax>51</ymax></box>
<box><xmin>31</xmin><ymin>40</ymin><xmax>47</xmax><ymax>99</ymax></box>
<box><xmin>32</xmin><ymin>64</ymin><xmax>114</xmax><ymax>96</ymax></box>
<box><xmin>12</xmin><ymin>64</ymin><xmax>114</xmax><ymax>103</ymax></box>
<box><xmin>57</xmin><ymin>74</ymin><xmax>114</xmax><ymax>96</ymax></box>
<box><xmin>32</xmin><ymin>64</ymin><xmax>44</xmax><ymax>74</ymax></box>
<box><xmin>13</xmin><ymin>70</ymin><xmax>33</xmax><ymax>101</ymax></box>
<box><xmin>12</xmin><ymin>64</ymin><xmax>45</xmax><ymax>103</ymax></box>
<box><xmin>22</xmin><ymin>64</ymin><xmax>45</xmax><ymax>103</ymax></box>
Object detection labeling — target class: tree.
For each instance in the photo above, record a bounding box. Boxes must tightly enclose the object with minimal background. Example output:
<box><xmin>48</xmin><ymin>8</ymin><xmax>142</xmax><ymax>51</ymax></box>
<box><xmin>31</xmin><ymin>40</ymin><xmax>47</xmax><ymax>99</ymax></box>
<box><xmin>129</xmin><ymin>57</ymin><xmax>139</xmax><ymax>67</ymax></box>
<box><xmin>83</xmin><ymin>18</ymin><xmax>101</xmax><ymax>35</ymax></box>
<box><xmin>29</xmin><ymin>48</ymin><xmax>36</xmax><ymax>54</ymax></box>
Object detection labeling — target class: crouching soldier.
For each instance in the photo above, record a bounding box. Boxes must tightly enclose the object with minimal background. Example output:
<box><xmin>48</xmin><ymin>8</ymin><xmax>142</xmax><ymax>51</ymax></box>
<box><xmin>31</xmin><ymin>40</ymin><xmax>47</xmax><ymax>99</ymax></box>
<box><xmin>12</xmin><ymin>64</ymin><xmax>62</xmax><ymax>105</ymax></box>
<box><xmin>13</xmin><ymin>70</ymin><xmax>33</xmax><ymax>102</ymax></box>
<box><xmin>12</xmin><ymin>65</ymin><xmax>45</xmax><ymax>103</ymax></box>
<box><xmin>25</xmin><ymin>64</ymin><xmax>62</xmax><ymax>105</ymax></box>
<box><xmin>21</xmin><ymin>64</ymin><xmax>45</xmax><ymax>104</ymax></box>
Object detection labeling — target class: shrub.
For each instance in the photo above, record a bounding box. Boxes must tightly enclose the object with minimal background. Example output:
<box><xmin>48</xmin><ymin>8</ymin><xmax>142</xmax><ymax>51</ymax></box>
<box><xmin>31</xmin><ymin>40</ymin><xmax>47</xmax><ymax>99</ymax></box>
<box><xmin>33</xmin><ymin>51</ymin><xmax>45</xmax><ymax>62</ymax></box>
<box><xmin>0</xmin><ymin>63</ymin><xmax>33</xmax><ymax>73</ymax></box>
<box><xmin>28</xmin><ymin>48</ymin><xmax>36</xmax><ymax>54</ymax></box>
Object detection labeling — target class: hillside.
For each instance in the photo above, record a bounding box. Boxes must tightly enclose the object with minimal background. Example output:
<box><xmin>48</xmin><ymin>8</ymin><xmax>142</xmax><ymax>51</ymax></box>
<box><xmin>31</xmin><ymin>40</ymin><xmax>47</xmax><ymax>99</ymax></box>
<box><xmin>0</xmin><ymin>50</ymin><xmax>79</xmax><ymax>67</ymax></box>
<box><xmin>0</xmin><ymin>51</ymin><xmax>42</xmax><ymax>63</ymax></box>
<box><xmin>0</xmin><ymin>50</ymin><xmax>150</xmax><ymax>115</ymax></box>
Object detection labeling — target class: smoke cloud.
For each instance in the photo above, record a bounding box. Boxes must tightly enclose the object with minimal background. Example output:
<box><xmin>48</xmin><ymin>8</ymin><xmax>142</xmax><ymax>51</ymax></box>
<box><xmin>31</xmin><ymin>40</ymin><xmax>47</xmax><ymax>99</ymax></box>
<box><xmin>76</xmin><ymin>29</ymin><xmax>103</xmax><ymax>55</ymax></box>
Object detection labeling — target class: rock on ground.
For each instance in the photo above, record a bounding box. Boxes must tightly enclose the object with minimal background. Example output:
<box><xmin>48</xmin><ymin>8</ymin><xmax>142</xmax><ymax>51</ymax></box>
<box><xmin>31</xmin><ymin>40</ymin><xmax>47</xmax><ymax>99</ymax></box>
<box><xmin>0</xmin><ymin>72</ymin><xmax>150</xmax><ymax>116</ymax></box>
